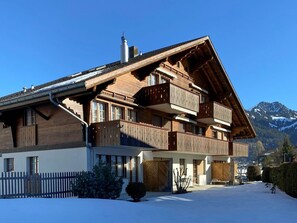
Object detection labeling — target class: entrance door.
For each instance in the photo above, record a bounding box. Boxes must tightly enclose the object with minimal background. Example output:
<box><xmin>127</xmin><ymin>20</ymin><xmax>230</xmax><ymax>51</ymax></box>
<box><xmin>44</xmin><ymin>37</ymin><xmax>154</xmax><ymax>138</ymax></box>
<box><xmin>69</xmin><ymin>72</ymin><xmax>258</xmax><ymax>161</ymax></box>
<box><xmin>193</xmin><ymin>159</ymin><xmax>205</xmax><ymax>184</ymax></box>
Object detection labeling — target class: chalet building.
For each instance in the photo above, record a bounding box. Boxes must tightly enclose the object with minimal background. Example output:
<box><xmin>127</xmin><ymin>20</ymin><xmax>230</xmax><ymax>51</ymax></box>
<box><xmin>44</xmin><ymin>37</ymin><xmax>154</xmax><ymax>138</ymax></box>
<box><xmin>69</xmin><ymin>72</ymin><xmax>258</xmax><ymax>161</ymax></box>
<box><xmin>0</xmin><ymin>36</ymin><xmax>255</xmax><ymax>191</ymax></box>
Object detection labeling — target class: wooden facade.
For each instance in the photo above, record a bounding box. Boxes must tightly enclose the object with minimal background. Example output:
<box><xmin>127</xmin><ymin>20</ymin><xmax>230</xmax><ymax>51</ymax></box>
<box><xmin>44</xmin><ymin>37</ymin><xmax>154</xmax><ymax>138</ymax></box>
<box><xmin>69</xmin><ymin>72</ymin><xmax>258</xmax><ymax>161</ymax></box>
<box><xmin>0</xmin><ymin>103</ymin><xmax>84</xmax><ymax>152</ymax></box>
<box><xmin>0</xmin><ymin>36</ymin><xmax>255</xmax><ymax>160</ymax></box>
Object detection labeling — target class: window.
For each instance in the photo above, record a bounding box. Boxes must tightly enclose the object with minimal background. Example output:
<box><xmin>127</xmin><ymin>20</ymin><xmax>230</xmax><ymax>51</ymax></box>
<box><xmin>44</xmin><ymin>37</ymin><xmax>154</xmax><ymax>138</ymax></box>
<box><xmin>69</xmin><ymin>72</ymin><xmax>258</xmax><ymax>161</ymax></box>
<box><xmin>179</xmin><ymin>158</ymin><xmax>186</xmax><ymax>175</ymax></box>
<box><xmin>127</xmin><ymin>109</ymin><xmax>137</xmax><ymax>122</ymax></box>
<box><xmin>152</xmin><ymin>115</ymin><xmax>162</xmax><ymax>127</ymax></box>
<box><xmin>28</xmin><ymin>156</ymin><xmax>39</xmax><ymax>175</ymax></box>
<box><xmin>200</xmin><ymin>95</ymin><xmax>206</xmax><ymax>104</ymax></box>
<box><xmin>111</xmin><ymin>105</ymin><xmax>124</xmax><ymax>120</ymax></box>
<box><xmin>198</xmin><ymin>127</ymin><xmax>205</xmax><ymax>136</ymax></box>
<box><xmin>212</xmin><ymin>130</ymin><xmax>218</xmax><ymax>139</ymax></box>
<box><xmin>160</xmin><ymin>76</ymin><xmax>168</xmax><ymax>84</ymax></box>
<box><xmin>223</xmin><ymin>132</ymin><xmax>229</xmax><ymax>141</ymax></box>
<box><xmin>4</xmin><ymin>158</ymin><xmax>14</xmax><ymax>172</ymax></box>
<box><xmin>179</xmin><ymin>122</ymin><xmax>186</xmax><ymax>132</ymax></box>
<box><xmin>24</xmin><ymin>109</ymin><xmax>36</xmax><ymax>126</ymax></box>
<box><xmin>92</xmin><ymin>101</ymin><xmax>107</xmax><ymax>123</ymax></box>
<box><xmin>97</xmin><ymin>154</ymin><xmax>127</xmax><ymax>178</ymax></box>
<box><xmin>148</xmin><ymin>73</ymin><xmax>158</xmax><ymax>86</ymax></box>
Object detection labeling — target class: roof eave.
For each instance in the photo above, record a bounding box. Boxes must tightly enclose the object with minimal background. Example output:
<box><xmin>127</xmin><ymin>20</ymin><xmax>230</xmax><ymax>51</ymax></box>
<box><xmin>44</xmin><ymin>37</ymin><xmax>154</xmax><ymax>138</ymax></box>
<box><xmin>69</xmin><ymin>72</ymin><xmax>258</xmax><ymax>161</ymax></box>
<box><xmin>0</xmin><ymin>82</ymin><xmax>86</xmax><ymax>111</ymax></box>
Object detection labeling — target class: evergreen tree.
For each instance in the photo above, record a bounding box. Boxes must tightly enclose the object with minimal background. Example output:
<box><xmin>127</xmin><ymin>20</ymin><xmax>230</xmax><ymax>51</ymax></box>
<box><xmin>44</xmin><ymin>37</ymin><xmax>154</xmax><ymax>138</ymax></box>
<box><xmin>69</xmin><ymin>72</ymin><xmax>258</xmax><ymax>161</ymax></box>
<box><xmin>281</xmin><ymin>136</ymin><xmax>294</xmax><ymax>162</ymax></box>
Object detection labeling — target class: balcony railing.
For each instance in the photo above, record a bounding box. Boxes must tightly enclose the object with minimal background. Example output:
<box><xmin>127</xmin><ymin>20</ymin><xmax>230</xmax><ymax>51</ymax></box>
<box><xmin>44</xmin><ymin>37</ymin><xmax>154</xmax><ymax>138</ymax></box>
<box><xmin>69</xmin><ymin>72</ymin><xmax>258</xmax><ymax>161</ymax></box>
<box><xmin>19</xmin><ymin>125</ymin><xmax>37</xmax><ymax>147</ymax></box>
<box><xmin>91</xmin><ymin>120</ymin><xmax>168</xmax><ymax>150</ymax></box>
<box><xmin>139</xmin><ymin>83</ymin><xmax>199</xmax><ymax>115</ymax></box>
<box><xmin>198</xmin><ymin>101</ymin><xmax>232</xmax><ymax>125</ymax></box>
<box><xmin>168</xmin><ymin>131</ymin><xmax>229</xmax><ymax>155</ymax></box>
<box><xmin>0</xmin><ymin>126</ymin><xmax>13</xmax><ymax>150</ymax></box>
<box><xmin>229</xmin><ymin>142</ymin><xmax>249</xmax><ymax>157</ymax></box>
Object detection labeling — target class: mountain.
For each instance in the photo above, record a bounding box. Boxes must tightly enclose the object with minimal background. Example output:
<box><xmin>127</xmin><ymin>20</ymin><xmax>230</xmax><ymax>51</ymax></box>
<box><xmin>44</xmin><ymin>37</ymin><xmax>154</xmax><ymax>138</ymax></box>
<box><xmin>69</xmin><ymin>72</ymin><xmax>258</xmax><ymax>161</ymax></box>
<box><xmin>246</xmin><ymin>102</ymin><xmax>297</xmax><ymax>149</ymax></box>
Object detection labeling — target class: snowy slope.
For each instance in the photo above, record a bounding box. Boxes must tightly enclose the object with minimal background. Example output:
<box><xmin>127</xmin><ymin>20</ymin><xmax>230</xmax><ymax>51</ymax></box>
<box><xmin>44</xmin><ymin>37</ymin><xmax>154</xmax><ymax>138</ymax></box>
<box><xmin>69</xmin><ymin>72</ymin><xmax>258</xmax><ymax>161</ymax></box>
<box><xmin>0</xmin><ymin>182</ymin><xmax>296</xmax><ymax>223</ymax></box>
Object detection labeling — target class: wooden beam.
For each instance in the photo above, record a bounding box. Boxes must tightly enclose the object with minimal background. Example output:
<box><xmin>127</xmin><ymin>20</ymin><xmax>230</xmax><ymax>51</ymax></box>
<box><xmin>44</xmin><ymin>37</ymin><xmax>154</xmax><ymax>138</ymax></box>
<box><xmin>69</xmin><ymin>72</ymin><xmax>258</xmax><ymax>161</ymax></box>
<box><xmin>30</xmin><ymin>107</ymin><xmax>50</xmax><ymax>121</ymax></box>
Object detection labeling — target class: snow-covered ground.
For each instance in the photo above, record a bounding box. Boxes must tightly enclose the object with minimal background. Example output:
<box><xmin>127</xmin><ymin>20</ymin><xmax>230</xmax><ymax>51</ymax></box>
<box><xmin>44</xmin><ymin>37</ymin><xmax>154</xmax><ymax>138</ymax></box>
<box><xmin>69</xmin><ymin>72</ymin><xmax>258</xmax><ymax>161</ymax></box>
<box><xmin>1</xmin><ymin>182</ymin><xmax>297</xmax><ymax>223</ymax></box>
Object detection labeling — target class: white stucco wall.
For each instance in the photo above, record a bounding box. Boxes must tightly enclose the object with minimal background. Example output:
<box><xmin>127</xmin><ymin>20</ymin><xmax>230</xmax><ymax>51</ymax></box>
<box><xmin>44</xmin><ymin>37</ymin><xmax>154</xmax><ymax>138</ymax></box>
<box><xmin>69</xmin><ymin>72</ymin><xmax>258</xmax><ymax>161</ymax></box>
<box><xmin>0</xmin><ymin>147</ymin><xmax>88</xmax><ymax>173</ymax></box>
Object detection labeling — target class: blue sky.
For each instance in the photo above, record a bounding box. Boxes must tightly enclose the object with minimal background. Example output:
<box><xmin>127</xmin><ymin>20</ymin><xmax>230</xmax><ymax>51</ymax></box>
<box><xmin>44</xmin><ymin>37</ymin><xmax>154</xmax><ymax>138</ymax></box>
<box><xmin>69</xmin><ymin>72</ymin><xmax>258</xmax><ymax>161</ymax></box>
<box><xmin>0</xmin><ymin>1</ymin><xmax>297</xmax><ymax>110</ymax></box>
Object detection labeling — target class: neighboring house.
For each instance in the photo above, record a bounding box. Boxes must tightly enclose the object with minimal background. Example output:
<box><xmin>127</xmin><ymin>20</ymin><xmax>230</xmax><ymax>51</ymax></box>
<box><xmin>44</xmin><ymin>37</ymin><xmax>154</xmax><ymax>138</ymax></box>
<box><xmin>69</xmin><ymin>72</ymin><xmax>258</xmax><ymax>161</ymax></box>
<box><xmin>0</xmin><ymin>36</ymin><xmax>255</xmax><ymax>191</ymax></box>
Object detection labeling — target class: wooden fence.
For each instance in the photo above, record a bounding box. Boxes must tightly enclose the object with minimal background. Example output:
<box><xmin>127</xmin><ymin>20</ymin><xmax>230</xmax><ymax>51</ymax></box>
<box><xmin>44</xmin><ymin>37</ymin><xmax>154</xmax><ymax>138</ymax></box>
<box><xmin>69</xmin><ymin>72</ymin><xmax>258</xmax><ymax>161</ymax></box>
<box><xmin>0</xmin><ymin>172</ymin><xmax>80</xmax><ymax>198</ymax></box>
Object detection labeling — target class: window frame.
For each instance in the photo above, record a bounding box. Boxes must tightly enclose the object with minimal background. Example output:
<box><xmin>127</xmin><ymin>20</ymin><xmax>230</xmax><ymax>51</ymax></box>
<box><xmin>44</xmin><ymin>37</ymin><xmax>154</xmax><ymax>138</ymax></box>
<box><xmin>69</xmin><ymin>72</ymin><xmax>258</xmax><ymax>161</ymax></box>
<box><xmin>28</xmin><ymin>156</ymin><xmax>39</xmax><ymax>175</ymax></box>
<box><xmin>4</xmin><ymin>158</ymin><xmax>14</xmax><ymax>172</ymax></box>
<box><xmin>111</xmin><ymin>105</ymin><xmax>124</xmax><ymax>121</ymax></box>
<box><xmin>24</xmin><ymin>109</ymin><xmax>36</xmax><ymax>126</ymax></box>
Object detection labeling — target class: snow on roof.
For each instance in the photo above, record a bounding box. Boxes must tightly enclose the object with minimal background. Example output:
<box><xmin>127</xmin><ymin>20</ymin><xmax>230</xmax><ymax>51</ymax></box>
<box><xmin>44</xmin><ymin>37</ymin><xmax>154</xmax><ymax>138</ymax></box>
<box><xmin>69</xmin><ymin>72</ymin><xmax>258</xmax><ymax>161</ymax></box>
<box><xmin>34</xmin><ymin>69</ymin><xmax>104</xmax><ymax>93</ymax></box>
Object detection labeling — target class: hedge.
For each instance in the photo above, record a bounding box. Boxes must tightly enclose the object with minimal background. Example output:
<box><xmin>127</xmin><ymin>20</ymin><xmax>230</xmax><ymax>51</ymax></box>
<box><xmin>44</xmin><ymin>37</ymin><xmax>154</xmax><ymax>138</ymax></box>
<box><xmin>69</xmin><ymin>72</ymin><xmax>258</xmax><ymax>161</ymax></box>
<box><xmin>262</xmin><ymin>163</ymin><xmax>297</xmax><ymax>198</ymax></box>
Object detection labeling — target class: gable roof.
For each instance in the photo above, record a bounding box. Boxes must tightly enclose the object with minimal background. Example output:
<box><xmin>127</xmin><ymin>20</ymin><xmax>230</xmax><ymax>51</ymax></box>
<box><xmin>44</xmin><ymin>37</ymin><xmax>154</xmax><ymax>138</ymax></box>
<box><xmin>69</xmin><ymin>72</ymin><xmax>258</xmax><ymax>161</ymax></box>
<box><xmin>0</xmin><ymin>36</ymin><xmax>255</xmax><ymax>138</ymax></box>
<box><xmin>0</xmin><ymin>36</ymin><xmax>208</xmax><ymax>109</ymax></box>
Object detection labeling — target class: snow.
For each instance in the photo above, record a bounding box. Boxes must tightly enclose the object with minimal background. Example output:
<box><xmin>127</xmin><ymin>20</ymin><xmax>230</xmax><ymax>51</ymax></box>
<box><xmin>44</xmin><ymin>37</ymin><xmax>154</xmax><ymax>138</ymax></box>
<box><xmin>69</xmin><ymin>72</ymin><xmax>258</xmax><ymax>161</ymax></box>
<box><xmin>271</xmin><ymin>116</ymin><xmax>292</xmax><ymax>122</ymax></box>
<box><xmin>34</xmin><ymin>70</ymin><xmax>104</xmax><ymax>93</ymax></box>
<box><xmin>1</xmin><ymin>182</ymin><xmax>297</xmax><ymax>223</ymax></box>
<box><xmin>269</xmin><ymin>123</ymin><xmax>277</xmax><ymax>128</ymax></box>
<box><xmin>279</xmin><ymin>121</ymin><xmax>297</xmax><ymax>131</ymax></box>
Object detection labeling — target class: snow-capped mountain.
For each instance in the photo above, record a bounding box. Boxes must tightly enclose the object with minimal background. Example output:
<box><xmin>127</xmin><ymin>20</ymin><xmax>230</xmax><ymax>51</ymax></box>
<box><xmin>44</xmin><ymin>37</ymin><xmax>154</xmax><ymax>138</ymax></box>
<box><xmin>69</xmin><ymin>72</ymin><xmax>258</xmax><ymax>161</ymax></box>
<box><xmin>246</xmin><ymin>102</ymin><xmax>297</xmax><ymax>149</ymax></box>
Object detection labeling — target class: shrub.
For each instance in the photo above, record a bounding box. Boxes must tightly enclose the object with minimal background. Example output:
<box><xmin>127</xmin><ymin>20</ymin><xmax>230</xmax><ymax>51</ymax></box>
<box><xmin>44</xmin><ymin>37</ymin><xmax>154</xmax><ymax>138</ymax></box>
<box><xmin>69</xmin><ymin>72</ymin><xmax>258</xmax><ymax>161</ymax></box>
<box><xmin>72</xmin><ymin>162</ymin><xmax>123</xmax><ymax>199</ymax></box>
<box><xmin>276</xmin><ymin>163</ymin><xmax>290</xmax><ymax>191</ymax></box>
<box><xmin>173</xmin><ymin>168</ymin><xmax>191</xmax><ymax>194</ymax></box>
<box><xmin>262</xmin><ymin>167</ymin><xmax>272</xmax><ymax>183</ymax></box>
<box><xmin>247</xmin><ymin>165</ymin><xmax>261</xmax><ymax>181</ymax></box>
<box><xmin>125</xmin><ymin>182</ymin><xmax>146</xmax><ymax>202</ymax></box>
<box><xmin>284</xmin><ymin>163</ymin><xmax>297</xmax><ymax>198</ymax></box>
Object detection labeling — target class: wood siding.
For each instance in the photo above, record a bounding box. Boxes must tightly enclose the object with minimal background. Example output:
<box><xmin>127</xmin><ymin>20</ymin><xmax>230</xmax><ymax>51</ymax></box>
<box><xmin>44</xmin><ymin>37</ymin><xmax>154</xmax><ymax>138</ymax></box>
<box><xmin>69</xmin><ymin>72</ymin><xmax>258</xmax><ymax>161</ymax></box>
<box><xmin>229</xmin><ymin>142</ymin><xmax>249</xmax><ymax>157</ymax></box>
<box><xmin>0</xmin><ymin>126</ymin><xmax>14</xmax><ymax>150</ymax></box>
<box><xmin>198</xmin><ymin>101</ymin><xmax>232</xmax><ymax>124</ymax></box>
<box><xmin>0</xmin><ymin>103</ymin><xmax>84</xmax><ymax>151</ymax></box>
<box><xmin>168</xmin><ymin>131</ymin><xmax>229</xmax><ymax>155</ymax></box>
<box><xmin>139</xmin><ymin>82</ymin><xmax>199</xmax><ymax>113</ymax></box>
<box><xmin>19</xmin><ymin>125</ymin><xmax>37</xmax><ymax>147</ymax></box>
<box><xmin>91</xmin><ymin>120</ymin><xmax>168</xmax><ymax>150</ymax></box>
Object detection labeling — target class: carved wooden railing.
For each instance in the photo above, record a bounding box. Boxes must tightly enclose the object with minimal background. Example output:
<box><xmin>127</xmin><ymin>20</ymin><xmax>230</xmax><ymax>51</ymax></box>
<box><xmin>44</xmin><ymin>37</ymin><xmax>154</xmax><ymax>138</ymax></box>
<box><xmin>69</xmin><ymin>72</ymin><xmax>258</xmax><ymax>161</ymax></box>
<box><xmin>229</xmin><ymin>142</ymin><xmax>249</xmax><ymax>157</ymax></box>
<box><xmin>168</xmin><ymin>131</ymin><xmax>229</xmax><ymax>155</ymax></box>
<box><xmin>198</xmin><ymin>101</ymin><xmax>232</xmax><ymax>124</ymax></box>
<box><xmin>91</xmin><ymin>120</ymin><xmax>168</xmax><ymax>150</ymax></box>
<box><xmin>140</xmin><ymin>82</ymin><xmax>199</xmax><ymax>113</ymax></box>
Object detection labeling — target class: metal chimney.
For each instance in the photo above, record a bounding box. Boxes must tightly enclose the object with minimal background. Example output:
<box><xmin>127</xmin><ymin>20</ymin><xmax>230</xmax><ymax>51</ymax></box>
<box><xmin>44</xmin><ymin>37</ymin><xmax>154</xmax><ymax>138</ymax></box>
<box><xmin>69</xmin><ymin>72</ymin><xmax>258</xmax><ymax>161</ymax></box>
<box><xmin>120</xmin><ymin>35</ymin><xmax>129</xmax><ymax>63</ymax></box>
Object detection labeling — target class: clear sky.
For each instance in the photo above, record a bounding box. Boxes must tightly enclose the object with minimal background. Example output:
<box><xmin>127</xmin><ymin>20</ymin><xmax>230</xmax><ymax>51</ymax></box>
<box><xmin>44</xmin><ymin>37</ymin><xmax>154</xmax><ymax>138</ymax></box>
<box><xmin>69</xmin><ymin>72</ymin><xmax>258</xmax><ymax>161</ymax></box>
<box><xmin>1</xmin><ymin>1</ymin><xmax>297</xmax><ymax>110</ymax></box>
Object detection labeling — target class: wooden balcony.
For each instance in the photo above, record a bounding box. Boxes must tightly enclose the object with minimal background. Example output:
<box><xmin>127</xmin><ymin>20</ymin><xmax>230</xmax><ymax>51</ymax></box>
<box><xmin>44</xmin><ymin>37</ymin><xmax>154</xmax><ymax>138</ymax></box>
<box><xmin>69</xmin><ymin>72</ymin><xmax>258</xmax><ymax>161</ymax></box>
<box><xmin>139</xmin><ymin>83</ymin><xmax>199</xmax><ymax>115</ymax></box>
<box><xmin>198</xmin><ymin>101</ymin><xmax>232</xmax><ymax>126</ymax></box>
<box><xmin>19</xmin><ymin>125</ymin><xmax>37</xmax><ymax>147</ymax></box>
<box><xmin>91</xmin><ymin>120</ymin><xmax>168</xmax><ymax>150</ymax></box>
<box><xmin>229</xmin><ymin>142</ymin><xmax>249</xmax><ymax>157</ymax></box>
<box><xmin>0</xmin><ymin>126</ymin><xmax>14</xmax><ymax>150</ymax></box>
<box><xmin>168</xmin><ymin>131</ymin><xmax>229</xmax><ymax>155</ymax></box>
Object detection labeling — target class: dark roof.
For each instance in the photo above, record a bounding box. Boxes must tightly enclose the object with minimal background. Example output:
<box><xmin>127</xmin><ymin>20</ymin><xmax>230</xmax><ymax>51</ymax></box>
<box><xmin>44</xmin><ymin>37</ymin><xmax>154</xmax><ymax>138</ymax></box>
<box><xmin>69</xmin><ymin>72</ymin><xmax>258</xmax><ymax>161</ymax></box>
<box><xmin>0</xmin><ymin>36</ymin><xmax>207</xmax><ymax>105</ymax></box>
